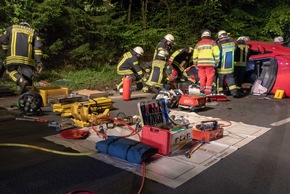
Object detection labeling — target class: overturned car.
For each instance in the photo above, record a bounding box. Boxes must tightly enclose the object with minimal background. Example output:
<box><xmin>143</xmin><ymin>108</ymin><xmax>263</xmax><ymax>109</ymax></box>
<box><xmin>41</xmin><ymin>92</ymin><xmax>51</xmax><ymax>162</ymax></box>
<box><xmin>245</xmin><ymin>41</ymin><xmax>290</xmax><ymax>97</ymax></box>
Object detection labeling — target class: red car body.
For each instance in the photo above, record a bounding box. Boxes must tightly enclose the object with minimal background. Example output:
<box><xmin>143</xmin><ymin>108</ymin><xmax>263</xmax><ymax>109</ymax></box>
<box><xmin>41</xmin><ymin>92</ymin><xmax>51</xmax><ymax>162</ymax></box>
<box><xmin>246</xmin><ymin>41</ymin><xmax>290</xmax><ymax>97</ymax></box>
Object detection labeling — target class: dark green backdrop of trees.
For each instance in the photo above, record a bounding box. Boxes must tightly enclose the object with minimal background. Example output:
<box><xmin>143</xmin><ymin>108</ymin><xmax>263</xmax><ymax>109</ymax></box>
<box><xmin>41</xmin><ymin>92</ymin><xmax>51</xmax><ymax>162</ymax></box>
<box><xmin>0</xmin><ymin>0</ymin><xmax>289</xmax><ymax>69</ymax></box>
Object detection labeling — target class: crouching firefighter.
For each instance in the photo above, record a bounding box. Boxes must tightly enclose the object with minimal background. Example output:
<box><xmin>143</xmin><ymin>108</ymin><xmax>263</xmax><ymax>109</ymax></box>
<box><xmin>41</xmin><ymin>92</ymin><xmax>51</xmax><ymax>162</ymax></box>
<box><xmin>0</xmin><ymin>22</ymin><xmax>43</xmax><ymax>95</ymax></box>
<box><xmin>116</xmin><ymin>47</ymin><xmax>147</xmax><ymax>91</ymax></box>
<box><xmin>167</xmin><ymin>47</ymin><xmax>198</xmax><ymax>84</ymax></box>
<box><xmin>142</xmin><ymin>49</ymin><xmax>169</xmax><ymax>93</ymax></box>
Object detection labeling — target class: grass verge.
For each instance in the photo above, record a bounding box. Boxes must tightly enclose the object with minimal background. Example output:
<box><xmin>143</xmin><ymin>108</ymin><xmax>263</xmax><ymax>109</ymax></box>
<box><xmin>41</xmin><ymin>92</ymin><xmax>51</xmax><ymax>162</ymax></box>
<box><xmin>1</xmin><ymin>65</ymin><xmax>123</xmax><ymax>91</ymax></box>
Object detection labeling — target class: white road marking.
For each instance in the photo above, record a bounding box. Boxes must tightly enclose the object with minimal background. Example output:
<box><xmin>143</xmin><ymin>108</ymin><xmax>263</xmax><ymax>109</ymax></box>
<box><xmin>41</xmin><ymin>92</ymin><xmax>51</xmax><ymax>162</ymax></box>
<box><xmin>271</xmin><ymin>118</ymin><xmax>290</xmax><ymax>126</ymax></box>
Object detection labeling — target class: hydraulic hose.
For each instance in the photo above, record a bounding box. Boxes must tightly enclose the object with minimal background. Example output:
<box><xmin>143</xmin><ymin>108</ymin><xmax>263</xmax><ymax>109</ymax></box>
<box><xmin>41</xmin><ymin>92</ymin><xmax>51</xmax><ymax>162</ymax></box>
<box><xmin>0</xmin><ymin>143</ymin><xmax>96</xmax><ymax>156</ymax></box>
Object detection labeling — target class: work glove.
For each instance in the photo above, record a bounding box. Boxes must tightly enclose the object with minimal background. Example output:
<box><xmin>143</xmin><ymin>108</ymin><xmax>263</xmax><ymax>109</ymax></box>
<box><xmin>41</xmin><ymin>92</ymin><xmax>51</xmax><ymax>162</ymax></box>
<box><xmin>36</xmin><ymin>62</ymin><xmax>44</xmax><ymax>74</ymax></box>
<box><xmin>215</xmin><ymin>62</ymin><xmax>219</xmax><ymax>68</ymax></box>
<box><xmin>142</xmin><ymin>76</ymin><xmax>147</xmax><ymax>83</ymax></box>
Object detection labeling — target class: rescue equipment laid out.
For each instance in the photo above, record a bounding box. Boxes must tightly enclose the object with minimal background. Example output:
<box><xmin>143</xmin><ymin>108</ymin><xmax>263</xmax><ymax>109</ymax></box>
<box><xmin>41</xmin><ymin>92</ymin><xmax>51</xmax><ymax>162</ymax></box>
<box><xmin>18</xmin><ymin>91</ymin><xmax>43</xmax><ymax>115</ymax></box>
<box><xmin>178</xmin><ymin>94</ymin><xmax>206</xmax><ymax>112</ymax></box>
<box><xmin>53</xmin><ymin>97</ymin><xmax>113</xmax><ymax>127</ymax></box>
<box><xmin>206</xmin><ymin>94</ymin><xmax>227</xmax><ymax>102</ymax></box>
<box><xmin>138</xmin><ymin>99</ymin><xmax>192</xmax><ymax>155</ymax></box>
<box><xmin>95</xmin><ymin>136</ymin><xmax>158</xmax><ymax>164</ymax></box>
<box><xmin>154</xmin><ymin>89</ymin><xmax>183</xmax><ymax>108</ymax></box>
<box><xmin>192</xmin><ymin>120</ymin><xmax>224</xmax><ymax>142</ymax></box>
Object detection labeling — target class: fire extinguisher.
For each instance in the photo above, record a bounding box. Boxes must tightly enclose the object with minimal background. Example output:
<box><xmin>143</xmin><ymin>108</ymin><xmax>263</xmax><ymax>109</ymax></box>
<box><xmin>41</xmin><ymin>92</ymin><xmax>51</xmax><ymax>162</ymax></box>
<box><xmin>122</xmin><ymin>76</ymin><xmax>131</xmax><ymax>101</ymax></box>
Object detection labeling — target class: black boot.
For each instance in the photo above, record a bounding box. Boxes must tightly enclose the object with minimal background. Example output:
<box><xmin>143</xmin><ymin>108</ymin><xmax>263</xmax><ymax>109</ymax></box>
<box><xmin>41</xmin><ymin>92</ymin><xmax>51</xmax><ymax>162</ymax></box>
<box><xmin>18</xmin><ymin>79</ymin><xmax>29</xmax><ymax>94</ymax></box>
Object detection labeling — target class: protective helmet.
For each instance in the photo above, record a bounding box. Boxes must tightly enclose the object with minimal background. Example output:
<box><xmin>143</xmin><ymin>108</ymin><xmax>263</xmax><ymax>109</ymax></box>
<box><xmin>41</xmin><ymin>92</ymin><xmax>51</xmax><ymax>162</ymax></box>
<box><xmin>274</xmin><ymin>36</ymin><xmax>284</xmax><ymax>43</ymax></box>
<box><xmin>19</xmin><ymin>22</ymin><xmax>31</xmax><ymax>27</ymax></box>
<box><xmin>201</xmin><ymin>30</ymin><xmax>211</xmax><ymax>38</ymax></box>
<box><xmin>164</xmin><ymin>34</ymin><xmax>174</xmax><ymax>43</ymax></box>
<box><xmin>218</xmin><ymin>30</ymin><xmax>228</xmax><ymax>39</ymax></box>
<box><xmin>157</xmin><ymin>49</ymin><xmax>169</xmax><ymax>60</ymax></box>
<box><xmin>133</xmin><ymin>46</ymin><xmax>144</xmax><ymax>55</ymax></box>
<box><xmin>187</xmin><ymin>47</ymin><xmax>194</xmax><ymax>54</ymax></box>
<box><xmin>237</xmin><ymin>36</ymin><xmax>250</xmax><ymax>42</ymax></box>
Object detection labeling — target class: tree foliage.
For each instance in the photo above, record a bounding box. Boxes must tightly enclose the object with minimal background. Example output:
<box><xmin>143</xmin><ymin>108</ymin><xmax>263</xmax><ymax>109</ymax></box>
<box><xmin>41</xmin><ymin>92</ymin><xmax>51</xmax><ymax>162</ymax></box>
<box><xmin>0</xmin><ymin>0</ymin><xmax>290</xmax><ymax>69</ymax></box>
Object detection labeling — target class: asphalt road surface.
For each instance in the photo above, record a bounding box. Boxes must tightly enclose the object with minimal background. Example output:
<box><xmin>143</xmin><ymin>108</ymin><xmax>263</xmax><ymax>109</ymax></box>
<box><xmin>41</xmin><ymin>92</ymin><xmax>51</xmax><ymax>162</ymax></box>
<box><xmin>1</xmin><ymin>91</ymin><xmax>290</xmax><ymax>194</ymax></box>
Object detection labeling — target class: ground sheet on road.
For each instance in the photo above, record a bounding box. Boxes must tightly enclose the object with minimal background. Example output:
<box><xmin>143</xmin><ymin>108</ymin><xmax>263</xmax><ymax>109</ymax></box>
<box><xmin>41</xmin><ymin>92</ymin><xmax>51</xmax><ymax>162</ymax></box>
<box><xmin>44</xmin><ymin>110</ymin><xmax>271</xmax><ymax>189</ymax></box>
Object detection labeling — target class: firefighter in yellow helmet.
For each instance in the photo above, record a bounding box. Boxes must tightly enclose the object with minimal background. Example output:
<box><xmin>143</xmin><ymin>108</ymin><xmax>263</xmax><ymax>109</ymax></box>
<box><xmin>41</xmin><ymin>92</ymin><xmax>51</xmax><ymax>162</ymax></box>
<box><xmin>142</xmin><ymin>49</ymin><xmax>169</xmax><ymax>93</ymax></box>
<box><xmin>116</xmin><ymin>46</ymin><xmax>147</xmax><ymax>91</ymax></box>
<box><xmin>0</xmin><ymin>22</ymin><xmax>43</xmax><ymax>94</ymax></box>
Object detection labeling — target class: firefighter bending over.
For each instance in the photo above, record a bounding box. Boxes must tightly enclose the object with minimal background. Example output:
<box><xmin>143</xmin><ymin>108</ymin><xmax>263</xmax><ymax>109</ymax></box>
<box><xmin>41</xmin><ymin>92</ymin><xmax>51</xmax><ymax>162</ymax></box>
<box><xmin>142</xmin><ymin>49</ymin><xmax>169</xmax><ymax>93</ymax></box>
<box><xmin>116</xmin><ymin>46</ymin><xmax>147</xmax><ymax>91</ymax></box>
<box><xmin>144</xmin><ymin>34</ymin><xmax>174</xmax><ymax>73</ymax></box>
<box><xmin>0</xmin><ymin>22</ymin><xmax>43</xmax><ymax>94</ymax></box>
<box><xmin>167</xmin><ymin>47</ymin><xmax>198</xmax><ymax>84</ymax></box>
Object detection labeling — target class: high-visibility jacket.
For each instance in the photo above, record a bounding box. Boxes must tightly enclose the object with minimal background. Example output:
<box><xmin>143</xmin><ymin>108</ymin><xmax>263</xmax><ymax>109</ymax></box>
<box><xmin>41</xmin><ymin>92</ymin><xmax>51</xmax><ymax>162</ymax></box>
<box><xmin>193</xmin><ymin>38</ymin><xmax>220</xmax><ymax>67</ymax></box>
<box><xmin>217</xmin><ymin>38</ymin><xmax>236</xmax><ymax>74</ymax></box>
<box><xmin>153</xmin><ymin>38</ymin><xmax>172</xmax><ymax>60</ymax></box>
<box><xmin>0</xmin><ymin>24</ymin><xmax>43</xmax><ymax>66</ymax></box>
<box><xmin>234</xmin><ymin>42</ymin><xmax>249</xmax><ymax>67</ymax></box>
<box><xmin>117</xmin><ymin>50</ymin><xmax>143</xmax><ymax>77</ymax></box>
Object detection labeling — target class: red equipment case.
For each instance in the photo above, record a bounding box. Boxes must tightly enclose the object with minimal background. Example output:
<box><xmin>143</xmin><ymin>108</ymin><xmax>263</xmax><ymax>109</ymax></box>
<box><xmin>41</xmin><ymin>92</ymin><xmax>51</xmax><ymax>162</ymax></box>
<box><xmin>178</xmin><ymin>94</ymin><xmax>206</xmax><ymax>111</ymax></box>
<box><xmin>192</xmin><ymin>127</ymin><xmax>224</xmax><ymax>142</ymax></box>
<box><xmin>138</xmin><ymin>99</ymin><xmax>192</xmax><ymax>155</ymax></box>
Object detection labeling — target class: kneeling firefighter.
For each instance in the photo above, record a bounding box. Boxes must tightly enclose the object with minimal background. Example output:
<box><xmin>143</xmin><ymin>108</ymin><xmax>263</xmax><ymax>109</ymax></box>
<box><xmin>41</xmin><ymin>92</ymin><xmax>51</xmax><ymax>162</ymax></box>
<box><xmin>116</xmin><ymin>46</ymin><xmax>147</xmax><ymax>91</ymax></box>
<box><xmin>142</xmin><ymin>49</ymin><xmax>169</xmax><ymax>93</ymax></box>
<box><xmin>0</xmin><ymin>22</ymin><xmax>43</xmax><ymax>94</ymax></box>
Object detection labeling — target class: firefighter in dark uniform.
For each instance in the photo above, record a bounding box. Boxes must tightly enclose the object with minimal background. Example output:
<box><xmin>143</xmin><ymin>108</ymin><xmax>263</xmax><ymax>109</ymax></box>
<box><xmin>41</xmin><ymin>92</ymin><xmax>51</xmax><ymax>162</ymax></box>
<box><xmin>216</xmin><ymin>30</ymin><xmax>240</xmax><ymax>98</ymax></box>
<box><xmin>142</xmin><ymin>49</ymin><xmax>169</xmax><ymax>93</ymax></box>
<box><xmin>234</xmin><ymin>36</ymin><xmax>250</xmax><ymax>92</ymax></box>
<box><xmin>144</xmin><ymin>34</ymin><xmax>174</xmax><ymax>73</ymax></box>
<box><xmin>167</xmin><ymin>47</ymin><xmax>198</xmax><ymax>83</ymax></box>
<box><xmin>116</xmin><ymin>46</ymin><xmax>146</xmax><ymax>91</ymax></box>
<box><xmin>0</xmin><ymin>22</ymin><xmax>43</xmax><ymax>94</ymax></box>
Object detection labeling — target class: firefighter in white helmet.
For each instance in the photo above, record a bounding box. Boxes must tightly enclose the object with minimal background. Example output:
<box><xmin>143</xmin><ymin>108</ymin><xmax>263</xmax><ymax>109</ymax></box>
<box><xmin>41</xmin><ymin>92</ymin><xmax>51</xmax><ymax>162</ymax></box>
<box><xmin>216</xmin><ymin>30</ymin><xmax>241</xmax><ymax>98</ymax></box>
<box><xmin>144</xmin><ymin>34</ymin><xmax>175</xmax><ymax>74</ymax></box>
<box><xmin>116</xmin><ymin>46</ymin><xmax>147</xmax><ymax>91</ymax></box>
<box><xmin>142</xmin><ymin>49</ymin><xmax>170</xmax><ymax>93</ymax></box>
<box><xmin>191</xmin><ymin>29</ymin><xmax>220</xmax><ymax>95</ymax></box>
<box><xmin>274</xmin><ymin>36</ymin><xmax>284</xmax><ymax>44</ymax></box>
<box><xmin>153</xmin><ymin>34</ymin><xmax>174</xmax><ymax>60</ymax></box>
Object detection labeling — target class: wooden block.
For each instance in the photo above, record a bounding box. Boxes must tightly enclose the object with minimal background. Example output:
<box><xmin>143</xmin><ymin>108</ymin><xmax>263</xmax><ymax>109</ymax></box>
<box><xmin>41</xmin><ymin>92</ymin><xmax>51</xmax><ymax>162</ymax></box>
<box><xmin>72</xmin><ymin>89</ymin><xmax>108</xmax><ymax>98</ymax></box>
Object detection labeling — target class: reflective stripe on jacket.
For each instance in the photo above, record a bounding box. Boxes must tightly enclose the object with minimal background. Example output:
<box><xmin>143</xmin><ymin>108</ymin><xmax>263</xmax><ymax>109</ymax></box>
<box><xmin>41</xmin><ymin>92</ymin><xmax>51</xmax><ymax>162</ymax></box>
<box><xmin>146</xmin><ymin>59</ymin><xmax>167</xmax><ymax>87</ymax></box>
<box><xmin>117</xmin><ymin>50</ymin><xmax>143</xmax><ymax>76</ymax></box>
<box><xmin>168</xmin><ymin>47</ymin><xmax>192</xmax><ymax>70</ymax></box>
<box><xmin>153</xmin><ymin>38</ymin><xmax>172</xmax><ymax>60</ymax></box>
<box><xmin>234</xmin><ymin>44</ymin><xmax>249</xmax><ymax>67</ymax></box>
<box><xmin>193</xmin><ymin>38</ymin><xmax>220</xmax><ymax>67</ymax></box>
<box><xmin>0</xmin><ymin>24</ymin><xmax>43</xmax><ymax>66</ymax></box>
<box><xmin>217</xmin><ymin>38</ymin><xmax>236</xmax><ymax>74</ymax></box>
